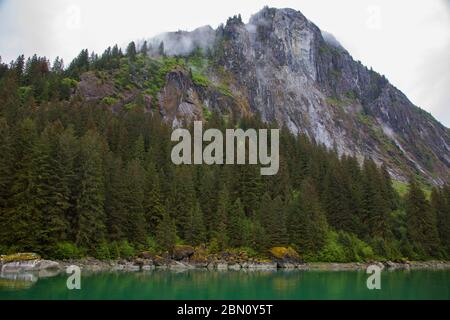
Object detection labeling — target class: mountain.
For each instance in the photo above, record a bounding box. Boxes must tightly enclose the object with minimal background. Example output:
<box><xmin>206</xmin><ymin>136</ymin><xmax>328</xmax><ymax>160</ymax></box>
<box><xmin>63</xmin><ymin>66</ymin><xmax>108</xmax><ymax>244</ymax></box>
<box><xmin>74</xmin><ymin>7</ymin><xmax>449</xmax><ymax>184</ymax></box>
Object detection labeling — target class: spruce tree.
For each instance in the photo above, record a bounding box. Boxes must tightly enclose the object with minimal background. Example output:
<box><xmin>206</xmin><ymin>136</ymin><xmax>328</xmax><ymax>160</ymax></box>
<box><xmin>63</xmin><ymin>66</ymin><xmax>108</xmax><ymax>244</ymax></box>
<box><xmin>156</xmin><ymin>211</ymin><xmax>177</xmax><ymax>252</ymax></box>
<box><xmin>140</xmin><ymin>41</ymin><xmax>148</xmax><ymax>55</ymax></box>
<box><xmin>444</xmin><ymin>186</ymin><xmax>450</xmax><ymax>255</ymax></box>
<box><xmin>266</xmin><ymin>155</ymin><xmax>291</xmax><ymax>201</ymax></box>
<box><xmin>341</xmin><ymin>155</ymin><xmax>364</xmax><ymax>234</ymax></box>
<box><xmin>269</xmin><ymin>196</ymin><xmax>289</xmax><ymax>247</ymax></box>
<box><xmin>32</xmin><ymin>123</ymin><xmax>69</xmax><ymax>252</ymax></box>
<box><xmin>126</xmin><ymin>41</ymin><xmax>137</xmax><ymax>61</ymax></box>
<box><xmin>158</xmin><ymin>41</ymin><xmax>165</xmax><ymax>56</ymax></box>
<box><xmin>122</xmin><ymin>160</ymin><xmax>147</xmax><ymax>246</ymax></box>
<box><xmin>169</xmin><ymin>167</ymin><xmax>195</xmax><ymax>239</ymax></box>
<box><xmin>406</xmin><ymin>179</ymin><xmax>440</xmax><ymax>258</ymax></box>
<box><xmin>55</xmin><ymin>126</ymin><xmax>78</xmax><ymax>241</ymax></box>
<box><xmin>132</xmin><ymin>134</ymin><xmax>146</xmax><ymax>164</ymax></box>
<box><xmin>227</xmin><ymin>198</ymin><xmax>245</xmax><ymax>247</ymax></box>
<box><xmin>234</xmin><ymin>164</ymin><xmax>262</xmax><ymax>217</ymax></box>
<box><xmin>7</xmin><ymin>118</ymin><xmax>40</xmax><ymax>250</ymax></box>
<box><xmin>361</xmin><ymin>159</ymin><xmax>389</xmax><ymax>239</ymax></box>
<box><xmin>258</xmin><ymin>193</ymin><xmax>288</xmax><ymax>248</ymax></box>
<box><xmin>196</xmin><ymin>166</ymin><xmax>218</xmax><ymax>239</ymax></box>
<box><xmin>431</xmin><ymin>187</ymin><xmax>450</xmax><ymax>257</ymax></box>
<box><xmin>213</xmin><ymin>186</ymin><xmax>229</xmax><ymax>249</ymax></box>
<box><xmin>104</xmin><ymin>154</ymin><xmax>128</xmax><ymax>241</ymax></box>
<box><xmin>246</xmin><ymin>220</ymin><xmax>267</xmax><ymax>252</ymax></box>
<box><xmin>0</xmin><ymin>118</ymin><xmax>14</xmax><ymax>239</ymax></box>
<box><xmin>143</xmin><ymin>162</ymin><xmax>165</xmax><ymax>234</ymax></box>
<box><xmin>0</xmin><ymin>69</ymin><xmax>20</xmax><ymax>123</ymax></box>
<box><xmin>75</xmin><ymin>130</ymin><xmax>107</xmax><ymax>251</ymax></box>
<box><xmin>257</xmin><ymin>193</ymin><xmax>273</xmax><ymax>248</ymax></box>
<box><xmin>288</xmin><ymin>179</ymin><xmax>328</xmax><ymax>255</ymax></box>
<box><xmin>186</xmin><ymin>202</ymin><xmax>206</xmax><ymax>246</ymax></box>
<box><xmin>322</xmin><ymin>163</ymin><xmax>353</xmax><ymax>232</ymax></box>
<box><xmin>380</xmin><ymin>164</ymin><xmax>398</xmax><ymax>211</ymax></box>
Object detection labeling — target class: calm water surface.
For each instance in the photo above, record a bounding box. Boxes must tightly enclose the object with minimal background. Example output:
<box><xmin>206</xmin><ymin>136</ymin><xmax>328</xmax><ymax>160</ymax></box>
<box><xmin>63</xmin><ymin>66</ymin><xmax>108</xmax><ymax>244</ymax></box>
<box><xmin>0</xmin><ymin>270</ymin><xmax>449</xmax><ymax>300</ymax></box>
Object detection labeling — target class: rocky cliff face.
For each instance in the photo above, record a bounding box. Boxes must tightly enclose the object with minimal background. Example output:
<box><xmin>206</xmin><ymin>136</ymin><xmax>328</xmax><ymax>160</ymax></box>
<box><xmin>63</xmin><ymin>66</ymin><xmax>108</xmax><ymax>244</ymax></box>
<box><xmin>77</xmin><ymin>7</ymin><xmax>449</xmax><ymax>184</ymax></box>
<box><xmin>207</xmin><ymin>7</ymin><xmax>449</xmax><ymax>184</ymax></box>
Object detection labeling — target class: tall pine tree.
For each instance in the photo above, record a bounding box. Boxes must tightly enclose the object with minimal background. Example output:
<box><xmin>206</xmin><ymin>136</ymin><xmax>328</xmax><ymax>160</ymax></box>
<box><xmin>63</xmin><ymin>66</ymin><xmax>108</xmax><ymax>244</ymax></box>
<box><xmin>406</xmin><ymin>179</ymin><xmax>440</xmax><ymax>258</ymax></box>
<box><xmin>75</xmin><ymin>130</ymin><xmax>107</xmax><ymax>251</ymax></box>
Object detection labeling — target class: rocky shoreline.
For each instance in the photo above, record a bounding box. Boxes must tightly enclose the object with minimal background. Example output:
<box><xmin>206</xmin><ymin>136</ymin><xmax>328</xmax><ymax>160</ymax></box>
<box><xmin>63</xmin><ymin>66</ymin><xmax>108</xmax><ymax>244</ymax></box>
<box><xmin>2</xmin><ymin>251</ymin><xmax>450</xmax><ymax>276</ymax></box>
<box><xmin>57</xmin><ymin>259</ymin><xmax>450</xmax><ymax>273</ymax></box>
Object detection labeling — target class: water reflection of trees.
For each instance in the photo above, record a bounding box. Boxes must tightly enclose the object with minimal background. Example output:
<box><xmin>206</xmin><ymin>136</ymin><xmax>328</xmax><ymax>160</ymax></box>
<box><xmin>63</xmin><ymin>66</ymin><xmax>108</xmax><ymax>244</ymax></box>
<box><xmin>0</xmin><ymin>273</ymin><xmax>38</xmax><ymax>290</ymax></box>
<box><xmin>1</xmin><ymin>270</ymin><xmax>448</xmax><ymax>299</ymax></box>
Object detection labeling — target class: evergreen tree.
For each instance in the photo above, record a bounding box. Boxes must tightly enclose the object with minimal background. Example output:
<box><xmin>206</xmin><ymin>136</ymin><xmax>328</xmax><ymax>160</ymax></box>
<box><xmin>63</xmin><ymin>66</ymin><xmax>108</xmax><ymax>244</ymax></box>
<box><xmin>13</xmin><ymin>55</ymin><xmax>25</xmax><ymax>83</ymax></box>
<box><xmin>132</xmin><ymin>134</ymin><xmax>146</xmax><ymax>164</ymax></box>
<box><xmin>0</xmin><ymin>68</ymin><xmax>21</xmax><ymax>122</ymax></box>
<box><xmin>322</xmin><ymin>163</ymin><xmax>353</xmax><ymax>232</ymax></box>
<box><xmin>361</xmin><ymin>159</ymin><xmax>389</xmax><ymax>239</ymax></box>
<box><xmin>6</xmin><ymin>118</ymin><xmax>40</xmax><ymax>250</ymax></box>
<box><xmin>234</xmin><ymin>164</ymin><xmax>262</xmax><ymax>216</ymax></box>
<box><xmin>0</xmin><ymin>118</ymin><xmax>13</xmax><ymax>210</ymax></box>
<box><xmin>196</xmin><ymin>166</ymin><xmax>218</xmax><ymax>239</ymax></box>
<box><xmin>288</xmin><ymin>179</ymin><xmax>328</xmax><ymax>255</ymax></box>
<box><xmin>122</xmin><ymin>160</ymin><xmax>147</xmax><ymax>246</ymax></box>
<box><xmin>257</xmin><ymin>193</ymin><xmax>273</xmax><ymax>249</ymax></box>
<box><xmin>126</xmin><ymin>41</ymin><xmax>137</xmax><ymax>61</ymax></box>
<box><xmin>186</xmin><ymin>202</ymin><xmax>206</xmax><ymax>245</ymax></box>
<box><xmin>246</xmin><ymin>220</ymin><xmax>267</xmax><ymax>252</ymax></box>
<box><xmin>74</xmin><ymin>130</ymin><xmax>106</xmax><ymax>251</ymax></box>
<box><xmin>55</xmin><ymin>126</ymin><xmax>78</xmax><ymax>240</ymax></box>
<box><xmin>67</xmin><ymin>49</ymin><xmax>89</xmax><ymax>78</ymax></box>
<box><xmin>268</xmin><ymin>196</ymin><xmax>289</xmax><ymax>247</ymax></box>
<box><xmin>156</xmin><ymin>211</ymin><xmax>177</xmax><ymax>252</ymax></box>
<box><xmin>227</xmin><ymin>198</ymin><xmax>245</xmax><ymax>247</ymax></box>
<box><xmin>431</xmin><ymin>186</ymin><xmax>450</xmax><ymax>257</ymax></box>
<box><xmin>212</xmin><ymin>186</ymin><xmax>229</xmax><ymax>249</ymax></box>
<box><xmin>143</xmin><ymin>162</ymin><xmax>165</xmax><ymax>234</ymax></box>
<box><xmin>32</xmin><ymin>123</ymin><xmax>69</xmax><ymax>252</ymax></box>
<box><xmin>266</xmin><ymin>155</ymin><xmax>291</xmax><ymax>201</ymax></box>
<box><xmin>52</xmin><ymin>56</ymin><xmax>64</xmax><ymax>74</ymax></box>
<box><xmin>406</xmin><ymin>179</ymin><xmax>440</xmax><ymax>258</ymax></box>
<box><xmin>380</xmin><ymin>164</ymin><xmax>398</xmax><ymax>211</ymax></box>
<box><xmin>169</xmin><ymin>167</ymin><xmax>195</xmax><ymax>238</ymax></box>
<box><xmin>140</xmin><ymin>41</ymin><xmax>148</xmax><ymax>55</ymax></box>
<box><xmin>158</xmin><ymin>41</ymin><xmax>165</xmax><ymax>56</ymax></box>
<box><xmin>104</xmin><ymin>154</ymin><xmax>128</xmax><ymax>241</ymax></box>
<box><xmin>341</xmin><ymin>155</ymin><xmax>364</xmax><ymax>235</ymax></box>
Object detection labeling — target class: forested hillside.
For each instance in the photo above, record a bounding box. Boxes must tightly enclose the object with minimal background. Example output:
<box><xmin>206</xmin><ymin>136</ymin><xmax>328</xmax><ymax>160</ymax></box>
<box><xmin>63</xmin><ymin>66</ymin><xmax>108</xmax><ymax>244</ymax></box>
<box><xmin>0</xmin><ymin>32</ymin><xmax>449</xmax><ymax>262</ymax></box>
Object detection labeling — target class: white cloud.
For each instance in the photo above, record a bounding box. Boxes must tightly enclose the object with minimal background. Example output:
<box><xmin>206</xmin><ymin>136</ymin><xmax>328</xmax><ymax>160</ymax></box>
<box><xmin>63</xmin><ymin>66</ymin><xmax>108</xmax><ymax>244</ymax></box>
<box><xmin>0</xmin><ymin>0</ymin><xmax>448</xmax><ymax>126</ymax></box>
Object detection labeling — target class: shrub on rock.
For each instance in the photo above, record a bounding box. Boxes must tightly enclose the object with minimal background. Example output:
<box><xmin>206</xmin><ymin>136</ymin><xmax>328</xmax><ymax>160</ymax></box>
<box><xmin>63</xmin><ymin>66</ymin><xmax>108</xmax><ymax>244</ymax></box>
<box><xmin>269</xmin><ymin>247</ymin><xmax>300</xmax><ymax>262</ymax></box>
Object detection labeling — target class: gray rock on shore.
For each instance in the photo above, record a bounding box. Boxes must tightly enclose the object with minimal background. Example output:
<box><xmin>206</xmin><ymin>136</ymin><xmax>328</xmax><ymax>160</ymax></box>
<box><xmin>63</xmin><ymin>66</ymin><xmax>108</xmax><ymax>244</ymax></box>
<box><xmin>1</xmin><ymin>259</ymin><xmax>60</xmax><ymax>274</ymax></box>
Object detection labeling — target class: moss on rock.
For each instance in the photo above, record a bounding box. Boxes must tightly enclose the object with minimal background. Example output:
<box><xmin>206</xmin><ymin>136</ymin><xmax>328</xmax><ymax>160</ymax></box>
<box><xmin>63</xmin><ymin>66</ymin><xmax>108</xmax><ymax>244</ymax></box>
<box><xmin>0</xmin><ymin>252</ymin><xmax>41</xmax><ymax>263</ymax></box>
<box><xmin>269</xmin><ymin>247</ymin><xmax>300</xmax><ymax>261</ymax></box>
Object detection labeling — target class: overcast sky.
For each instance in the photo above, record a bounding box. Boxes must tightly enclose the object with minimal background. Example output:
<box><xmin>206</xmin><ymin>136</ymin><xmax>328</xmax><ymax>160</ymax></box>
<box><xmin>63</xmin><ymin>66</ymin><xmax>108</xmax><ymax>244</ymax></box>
<box><xmin>0</xmin><ymin>0</ymin><xmax>448</xmax><ymax>127</ymax></box>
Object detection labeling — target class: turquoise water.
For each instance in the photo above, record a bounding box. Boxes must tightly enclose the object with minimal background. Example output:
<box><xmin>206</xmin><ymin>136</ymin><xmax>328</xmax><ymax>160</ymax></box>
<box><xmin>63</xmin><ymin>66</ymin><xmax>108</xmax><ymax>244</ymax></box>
<box><xmin>0</xmin><ymin>270</ymin><xmax>449</xmax><ymax>300</ymax></box>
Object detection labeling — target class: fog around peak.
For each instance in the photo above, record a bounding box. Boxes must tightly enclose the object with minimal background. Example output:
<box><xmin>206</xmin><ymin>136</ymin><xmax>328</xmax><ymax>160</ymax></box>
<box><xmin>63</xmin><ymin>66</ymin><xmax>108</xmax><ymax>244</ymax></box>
<box><xmin>149</xmin><ymin>26</ymin><xmax>216</xmax><ymax>56</ymax></box>
<box><xmin>0</xmin><ymin>0</ymin><xmax>448</xmax><ymax>126</ymax></box>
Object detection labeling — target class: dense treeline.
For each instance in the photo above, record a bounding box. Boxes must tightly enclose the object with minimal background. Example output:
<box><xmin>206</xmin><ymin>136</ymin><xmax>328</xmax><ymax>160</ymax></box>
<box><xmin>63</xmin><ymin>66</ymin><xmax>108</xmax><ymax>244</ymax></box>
<box><xmin>0</xmin><ymin>48</ymin><xmax>449</xmax><ymax>262</ymax></box>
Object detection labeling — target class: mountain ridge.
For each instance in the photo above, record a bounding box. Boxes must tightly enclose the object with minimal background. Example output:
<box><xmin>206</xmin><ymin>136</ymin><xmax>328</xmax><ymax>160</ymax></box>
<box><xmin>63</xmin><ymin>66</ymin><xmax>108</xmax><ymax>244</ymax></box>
<box><xmin>73</xmin><ymin>6</ymin><xmax>449</xmax><ymax>184</ymax></box>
